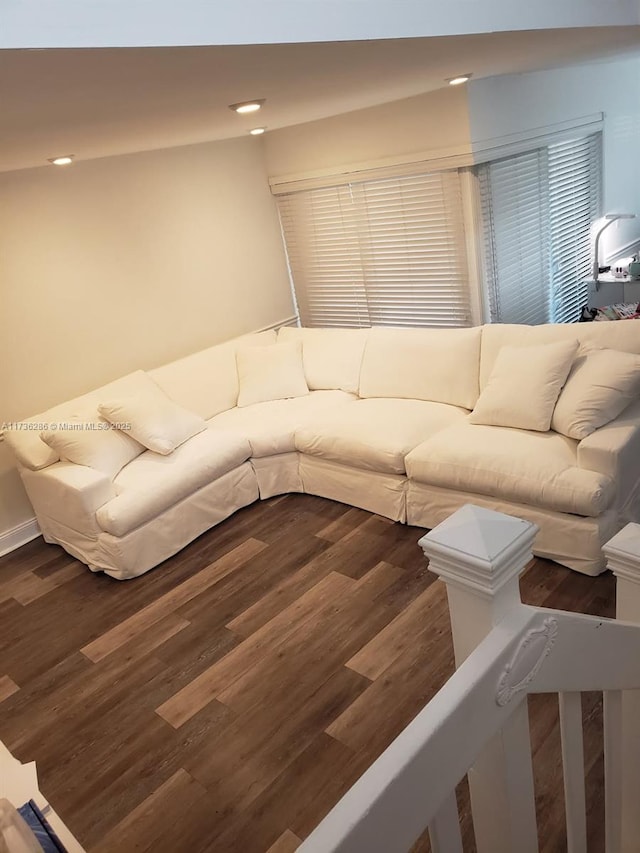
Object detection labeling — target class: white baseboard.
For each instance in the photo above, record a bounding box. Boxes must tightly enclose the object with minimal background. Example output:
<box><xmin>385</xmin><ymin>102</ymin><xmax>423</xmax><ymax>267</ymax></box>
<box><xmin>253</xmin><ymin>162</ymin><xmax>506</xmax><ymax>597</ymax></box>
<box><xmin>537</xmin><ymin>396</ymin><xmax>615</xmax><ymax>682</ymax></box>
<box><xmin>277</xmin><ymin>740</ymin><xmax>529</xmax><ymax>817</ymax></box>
<box><xmin>0</xmin><ymin>517</ymin><xmax>41</xmax><ymax>558</ymax></box>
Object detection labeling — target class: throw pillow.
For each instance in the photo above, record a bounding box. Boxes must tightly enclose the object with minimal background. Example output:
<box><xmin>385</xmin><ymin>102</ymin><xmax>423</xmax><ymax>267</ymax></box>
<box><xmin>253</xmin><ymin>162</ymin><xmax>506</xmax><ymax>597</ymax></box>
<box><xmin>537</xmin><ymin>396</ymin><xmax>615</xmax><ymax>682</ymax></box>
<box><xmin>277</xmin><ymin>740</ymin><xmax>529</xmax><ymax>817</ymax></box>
<box><xmin>40</xmin><ymin>416</ymin><xmax>144</xmax><ymax>478</ymax></box>
<box><xmin>236</xmin><ymin>341</ymin><xmax>309</xmax><ymax>407</ymax></box>
<box><xmin>469</xmin><ymin>339</ymin><xmax>579</xmax><ymax>432</ymax></box>
<box><xmin>552</xmin><ymin>346</ymin><xmax>640</xmax><ymax>440</ymax></box>
<box><xmin>99</xmin><ymin>392</ymin><xmax>206</xmax><ymax>455</ymax></box>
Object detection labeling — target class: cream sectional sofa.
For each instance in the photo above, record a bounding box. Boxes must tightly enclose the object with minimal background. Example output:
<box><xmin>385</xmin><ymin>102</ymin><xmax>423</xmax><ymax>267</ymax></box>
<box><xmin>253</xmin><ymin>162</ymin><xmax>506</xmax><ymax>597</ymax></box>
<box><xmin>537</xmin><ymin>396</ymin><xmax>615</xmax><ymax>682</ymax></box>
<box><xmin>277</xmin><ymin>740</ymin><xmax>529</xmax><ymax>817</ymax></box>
<box><xmin>5</xmin><ymin>322</ymin><xmax>640</xmax><ymax>579</ymax></box>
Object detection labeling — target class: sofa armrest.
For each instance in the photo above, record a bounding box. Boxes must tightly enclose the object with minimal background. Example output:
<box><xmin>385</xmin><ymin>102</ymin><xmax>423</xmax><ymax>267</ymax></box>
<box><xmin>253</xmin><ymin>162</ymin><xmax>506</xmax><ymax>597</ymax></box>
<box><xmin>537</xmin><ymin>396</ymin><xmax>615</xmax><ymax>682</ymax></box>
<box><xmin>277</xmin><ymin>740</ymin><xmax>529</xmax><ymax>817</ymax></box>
<box><xmin>21</xmin><ymin>461</ymin><xmax>116</xmax><ymax>536</ymax></box>
<box><xmin>577</xmin><ymin>400</ymin><xmax>640</xmax><ymax>521</ymax></box>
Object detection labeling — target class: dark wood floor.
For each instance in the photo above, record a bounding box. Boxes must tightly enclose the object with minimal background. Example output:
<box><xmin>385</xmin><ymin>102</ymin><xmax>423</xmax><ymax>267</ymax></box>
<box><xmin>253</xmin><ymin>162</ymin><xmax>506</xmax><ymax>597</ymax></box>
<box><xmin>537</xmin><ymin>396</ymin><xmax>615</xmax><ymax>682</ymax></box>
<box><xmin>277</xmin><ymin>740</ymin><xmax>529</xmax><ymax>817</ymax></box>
<box><xmin>0</xmin><ymin>494</ymin><xmax>615</xmax><ymax>852</ymax></box>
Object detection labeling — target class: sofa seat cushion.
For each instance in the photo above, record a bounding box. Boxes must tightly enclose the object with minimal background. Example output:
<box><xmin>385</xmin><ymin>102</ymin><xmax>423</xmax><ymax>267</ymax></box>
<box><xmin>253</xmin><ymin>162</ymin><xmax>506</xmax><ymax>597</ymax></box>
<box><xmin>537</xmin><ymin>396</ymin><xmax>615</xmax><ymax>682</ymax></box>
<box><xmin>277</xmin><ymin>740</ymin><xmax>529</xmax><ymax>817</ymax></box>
<box><xmin>295</xmin><ymin>398</ymin><xmax>470</xmax><ymax>475</ymax></box>
<box><xmin>207</xmin><ymin>391</ymin><xmax>357</xmax><ymax>458</ymax></box>
<box><xmin>405</xmin><ymin>423</ymin><xmax>614</xmax><ymax>517</ymax></box>
<box><xmin>96</xmin><ymin>429</ymin><xmax>251</xmax><ymax>537</ymax></box>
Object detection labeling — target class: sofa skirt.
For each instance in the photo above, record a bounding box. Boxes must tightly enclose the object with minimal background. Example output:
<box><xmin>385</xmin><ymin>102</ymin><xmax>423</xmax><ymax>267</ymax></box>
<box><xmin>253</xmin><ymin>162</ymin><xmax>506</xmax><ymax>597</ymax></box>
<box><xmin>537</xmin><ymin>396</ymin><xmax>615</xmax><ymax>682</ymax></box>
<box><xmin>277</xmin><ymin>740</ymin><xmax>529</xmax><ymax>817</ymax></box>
<box><xmin>299</xmin><ymin>454</ymin><xmax>407</xmax><ymax>523</ymax></box>
<box><xmin>406</xmin><ymin>481</ymin><xmax>619</xmax><ymax>576</ymax></box>
<box><xmin>38</xmin><ymin>462</ymin><xmax>259</xmax><ymax>580</ymax></box>
<box><xmin>251</xmin><ymin>452</ymin><xmax>303</xmax><ymax>499</ymax></box>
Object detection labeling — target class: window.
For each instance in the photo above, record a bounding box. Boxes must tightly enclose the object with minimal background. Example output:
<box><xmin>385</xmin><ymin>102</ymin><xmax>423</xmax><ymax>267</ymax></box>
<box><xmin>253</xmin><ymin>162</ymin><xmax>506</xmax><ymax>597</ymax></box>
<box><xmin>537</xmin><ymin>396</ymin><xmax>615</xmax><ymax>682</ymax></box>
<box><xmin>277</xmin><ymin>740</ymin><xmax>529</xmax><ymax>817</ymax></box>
<box><xmin>479</xmin><ymin>133</ymin><xmax>602</xmax><ymax>324</ymax></box>
<box><xmin>277</xmin><ymin>170</ymin><xmax>473</xmax><ymax>328</ymax></box>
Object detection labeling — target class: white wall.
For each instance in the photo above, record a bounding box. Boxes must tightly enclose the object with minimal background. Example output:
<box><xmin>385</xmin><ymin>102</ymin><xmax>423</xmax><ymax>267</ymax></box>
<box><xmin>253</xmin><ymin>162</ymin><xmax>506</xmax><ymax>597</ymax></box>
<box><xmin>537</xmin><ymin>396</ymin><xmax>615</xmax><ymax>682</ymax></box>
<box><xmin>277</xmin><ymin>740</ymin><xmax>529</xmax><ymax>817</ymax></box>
<box><xmin>2</xmin><ymin>0</ymin><xmax>636</xmax><ymax>48</ymax></box>
<box><xmin>468</xmin><ymin>56</ymin><xmax>640</xmax><ymax>257</ymax></box>
<box><xmin>264</xmin><ymin>87</ymin><xmax>472</xmax><ymax>180</ymax></box>
<box><xmin>0</xmin><ymin>135</ymin><xmax>293</xmax><ymax>536</ymax></box>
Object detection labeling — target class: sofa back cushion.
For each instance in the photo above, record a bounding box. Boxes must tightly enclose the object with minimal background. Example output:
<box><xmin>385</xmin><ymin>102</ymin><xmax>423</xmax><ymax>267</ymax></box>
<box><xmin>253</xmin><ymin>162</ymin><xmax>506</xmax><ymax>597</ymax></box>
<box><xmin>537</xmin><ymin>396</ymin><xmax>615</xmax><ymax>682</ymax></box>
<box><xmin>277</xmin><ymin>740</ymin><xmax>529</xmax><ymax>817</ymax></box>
<box><xmin>99</xmin><ymin>390</ymin><xmax>207</xmax><ymax>455</ymax></box>
<box><xmin>39</xmin><ymin>416</ymin><xmax>144</xmax><ymax>478</ymax></box>
<box><xmin>149</xmin><ymin>330</ymin><xmax>276</xmax><ymax>419</ymax></box>
<box><xmin>6</xmin><ymin>331</ymin><xmax>277</xmax><ymax>472</ymax></box>
<box><xmin>469</xmin><ymin>339</ymin><xmax>578</xmax><ymax>432</ymax></box>
<box><xmin>551</xmin><ymin>346</ymin><xmax>640</xmax><ymax>439</ymax></box>
<box><xmin>236</xmin><ymin>341</ymin><xmax>309</xmax><ymax>407</ymax></box>
<box><xmin>277</xmin><ymin>327</ymin><xmax>369</xmax><ymax>394</ymax></box>
<box><xmin>4</xmin><ymin>370</ymin><xmax>159</xmax><ymax>471</ymax></box>
<box><xmin>358</xmin><ymin>326</ymin><xmax>482</xmax><ymax>409</ymax></box>
<box><xmin>480</xmin><ymin>322</ymin><xmax>640</xmax><ymax>390</ymax></box>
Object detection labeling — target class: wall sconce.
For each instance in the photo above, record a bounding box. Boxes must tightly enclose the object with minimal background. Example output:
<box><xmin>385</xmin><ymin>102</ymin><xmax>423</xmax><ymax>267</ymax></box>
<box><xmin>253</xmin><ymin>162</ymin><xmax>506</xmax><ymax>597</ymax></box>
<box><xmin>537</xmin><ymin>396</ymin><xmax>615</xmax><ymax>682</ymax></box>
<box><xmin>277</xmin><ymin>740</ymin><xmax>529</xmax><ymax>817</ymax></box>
<box><xmin>593</xmin><ymin>213</ymin><xmax>636</xmax><ymax>287</ymax></box>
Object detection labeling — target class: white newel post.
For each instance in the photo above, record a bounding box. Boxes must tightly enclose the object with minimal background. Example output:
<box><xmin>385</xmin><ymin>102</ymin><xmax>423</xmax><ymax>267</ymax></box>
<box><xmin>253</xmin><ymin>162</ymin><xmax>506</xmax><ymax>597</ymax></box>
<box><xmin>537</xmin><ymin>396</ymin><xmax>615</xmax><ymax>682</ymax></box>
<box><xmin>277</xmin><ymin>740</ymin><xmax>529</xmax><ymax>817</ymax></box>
<box><xmin>419</xmin><ymin>504</ymin><xmax>540</xmax><ymax>853</ymax></box>
<box><xmin>603</xmin><ymin>522</ymin><xmax>640</xmax><ymax>853</ymax></box>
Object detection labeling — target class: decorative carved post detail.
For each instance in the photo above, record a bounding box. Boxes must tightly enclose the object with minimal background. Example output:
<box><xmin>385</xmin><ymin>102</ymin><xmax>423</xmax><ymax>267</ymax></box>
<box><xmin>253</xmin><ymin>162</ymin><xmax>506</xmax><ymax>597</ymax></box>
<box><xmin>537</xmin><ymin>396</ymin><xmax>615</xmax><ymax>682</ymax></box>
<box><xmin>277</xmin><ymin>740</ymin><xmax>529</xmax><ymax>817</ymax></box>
<box><xmin>603</xmin><ymin>522</ymin><xmax>640</xmax><ymax>853</ymax></box>
<box><xmin>419</xmin><ymin>504</ymin><xmax>540</xmax><ymax>853</ymax></box>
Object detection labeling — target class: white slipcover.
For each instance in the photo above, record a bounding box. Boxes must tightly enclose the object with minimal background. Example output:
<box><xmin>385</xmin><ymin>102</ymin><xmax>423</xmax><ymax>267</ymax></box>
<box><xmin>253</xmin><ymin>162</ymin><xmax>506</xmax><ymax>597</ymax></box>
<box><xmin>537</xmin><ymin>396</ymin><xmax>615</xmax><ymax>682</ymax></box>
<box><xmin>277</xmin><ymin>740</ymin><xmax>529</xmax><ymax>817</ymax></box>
<box><xmin>479</xmin><ymin>323</ymin><xmax>640</xmax><ymax>390</ymax></box>
<box><xmin>10</xmin><ymin>323</ymin><xmax>640</xmax><ymax>580</ymax></box>
<box><xmin>296</xmin><ymin>398</ymin><xmax>469</xmax><ymax>475</ymax></box>
<box><xmin>406</xmin><ymin>422</ymin><xmax>614</xmax><ymax>517</ymax></box>
<box><xmin>97</xmin><ymin>429</ymin><xmax>250</xmax><ymax>537</ymax></box>
<box><xmin>4</xmin><ymin>370</ymin><xmax>162</xmax><ymax>471</ymax></box>
<box><xmin>277</xmin><ymin>326</ymin><xmax>369</xmax><ymax>394</ymax></box>
<box><xmin>359</xmin><ymin>326</ymin><xmax>481</xmax><ymax>409</ymax></box>
<box><xmin>148</xmin><ymin>330</ymin><xmax>276</xmax><ymax>419</ymax></box>
<box><xmin>207</xmin><ymin>391</ymin><xmax>357</xmax><ymax>457</ymax></box>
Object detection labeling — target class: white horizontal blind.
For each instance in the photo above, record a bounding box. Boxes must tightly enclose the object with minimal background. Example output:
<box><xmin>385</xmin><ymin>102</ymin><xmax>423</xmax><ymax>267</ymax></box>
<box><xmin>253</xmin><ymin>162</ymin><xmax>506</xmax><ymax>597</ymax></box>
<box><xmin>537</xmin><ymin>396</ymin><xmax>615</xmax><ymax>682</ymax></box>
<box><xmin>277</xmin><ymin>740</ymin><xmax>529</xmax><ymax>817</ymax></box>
<box><xmin>548</xmin><ymin>135</ymin><xmax>602</xmax><ymax>323</ymax></box>
<box><xmin>479</xmin><ymin>133</ymin><xmax>602</xmax><ymax>325</ymax></box>
<box><xmin>479</xmin><ymin>149</ymin><xmax>550</xmax><ymax>325</ymax></box>
<box><xmin>277</xmin><ymin>170</ymin><xmax>472</xmax><ymax>328</ymax></box>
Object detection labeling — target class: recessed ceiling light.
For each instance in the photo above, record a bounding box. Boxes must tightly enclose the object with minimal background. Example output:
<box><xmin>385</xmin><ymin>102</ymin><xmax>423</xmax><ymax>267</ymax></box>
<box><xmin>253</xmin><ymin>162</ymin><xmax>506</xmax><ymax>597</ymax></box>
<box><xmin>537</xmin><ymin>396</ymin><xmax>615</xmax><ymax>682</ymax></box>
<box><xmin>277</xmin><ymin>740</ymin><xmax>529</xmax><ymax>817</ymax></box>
<box><xmin>229</xmin><ymin>99</ymin><xmax>265</xmax><ymax>114</ymax></box>
<box><xmin>249</xmin><ymin>127</ymin><xmax>266</xmax><ymax>136</ymax></box>
<box><xmin>446</xmin><ymin>74</ymin><xmax>472</xmax><ymax>86</ymax></box>
<box><xmin>48</xmin><ymin>155</ymin><xmax>74</xmax><ymax>166</ymax></box>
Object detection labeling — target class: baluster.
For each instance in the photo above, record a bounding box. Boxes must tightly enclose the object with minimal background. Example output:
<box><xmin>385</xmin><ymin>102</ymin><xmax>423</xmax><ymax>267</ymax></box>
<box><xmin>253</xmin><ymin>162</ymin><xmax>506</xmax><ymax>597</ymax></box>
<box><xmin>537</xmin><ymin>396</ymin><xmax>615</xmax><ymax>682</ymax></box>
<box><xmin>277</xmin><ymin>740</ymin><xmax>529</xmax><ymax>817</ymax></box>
<box><xmin>603</xmin><ymin>523</ymin><xmax>640</xmax><ymax>852</ymax></box>
<box><xmin>419</xmin><ymin>504</ymin><xmax>540</xmax><ymax>853</ymax></box>
<box><xmin>603</xmin><ymin>690</ymin><xmax>623</xmax><ymax>853</ymax></box>
<box><xmin>428</xmin><ymin>791</ymin><xmax>463</xmax><ymax>853</ymax></box>
<box><xmin>558</xmin><ymin>692</ymin><xmax>587</xmax><ymax>853</ymax></box>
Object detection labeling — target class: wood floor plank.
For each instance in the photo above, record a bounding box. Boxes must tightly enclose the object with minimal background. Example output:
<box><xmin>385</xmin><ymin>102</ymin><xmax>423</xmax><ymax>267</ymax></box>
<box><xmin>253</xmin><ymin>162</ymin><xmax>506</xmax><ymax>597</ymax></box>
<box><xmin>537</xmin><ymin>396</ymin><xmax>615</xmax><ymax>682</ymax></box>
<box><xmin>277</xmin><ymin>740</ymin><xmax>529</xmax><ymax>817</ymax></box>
<box><xmin>185</xmin><ymin>666</ymin><xmax>371</xmax><ymax>815</ymax></box>
<box><xmin>225</xmin><ymin>548</ymin><xmax>343</xmax><ymax>639</ymax></box>
<box><xmin>0</xmin><ymin>653</ymin><xmax>94</xmax><ymax>755</ymax></box>
<box><xmin>0</xmin><ymin>675</ymin><xmax>19</xmax><ymax>703</ymax></box>
<box><xmin>0</xmin><ymin>537</ymin><xmax>53</xmax><ymax>583</ymax></box>
<box><xmin>321</xmin><ymin>514</ymin><xmax>403</xmax><ymax>581</ymax></box>
<box><xmin>214</xmin><ymin>567</ymin><xmax>400</xmax><ymax>714</ymax></box>
<box><xmin>326</xmin><ymin>602</ymin><xmax>455</xmax><ymax>755</ymax></box>
<box><xmin>228</xmin><ymin>555</ymin><xmax>402</xmax><ymax>642</ymax></box>
<box><xmin>266</xmin><ymin>829</ymin><xmax>302</xmax><ymax>852</ymax></box>
<box><xmin>92</xmin><ymin>768</ymin><xmax>214</xmax><ymax>853</ymax></box>
<box><xmin>55</xmin><ymin>715</ymin><xmax>187</xmax><ymax>847</ymax></box>
<box><xmin>212</xmin><ymin>732</ymin><xmax>370</xmax><ymax>853</ymax></box>
<box><xmin>4</xmin><ymin>651</ymin><xmax>168</xmax><ymax>759</ymax></box>
<box><xmin>346</xmin><ymin>581</ymin><xmax>446</xmax><ymax>680</ymax></box>
<box><xmin>81</xmin><ymin>538</ymin><xmax>267</xmax><ymax>662</ymax></box>
<box><xmin>259</xmin><ymin>513</ymin><xmax>399</xmax><ymax>586</ymax></box>
<box><xmin>150</xmin><ymin>624</ymin><xmax>241</xmax><ymax>711</ymax></box>
<box><xmin>156</xmin><ymin>571</ymin><xmax>356</xmax><ymax>728</ymax></box>
<box><xmin>105</xmin><ymin>613</ymin><xmax>192</xmax><ymax>665</ymax></box>
<box><xmin>10</xmin><ymin>562</ymin><xmax>86</xmax><ymax>605</ymax></box>
<box><xmin>353</xmin><ymin>560</ymin><xmax>406</xmax><ymax>597</ymax></box>
<box><xmin>315</xmin><ymin>506</ymin><xmax>372</xmax><ymax>542</ymax></box>
<box><xmin>178</xmin><ymin>531</ymin><xmax>329</xmax><ymax>628</ymax></box>
<box><xmin>0</xmin><ymin>495</ymin><xmax>618</xmax><ymax>853</ymax></box>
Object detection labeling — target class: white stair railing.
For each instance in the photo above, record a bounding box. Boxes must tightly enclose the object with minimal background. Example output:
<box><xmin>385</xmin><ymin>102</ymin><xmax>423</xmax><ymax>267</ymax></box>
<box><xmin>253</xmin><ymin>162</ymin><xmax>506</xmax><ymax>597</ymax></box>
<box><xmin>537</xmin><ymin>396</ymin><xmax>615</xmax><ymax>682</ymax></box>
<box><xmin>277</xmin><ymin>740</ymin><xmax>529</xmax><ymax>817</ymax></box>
<box><xmin>299</xmin><ymin>505</ymin><xmax>640</xmax><ymax>853</ymax></box>
<box><xmin>602</xmin><ymin>522</ymin><xmax>640</xmax><ymax>852</ymax></box>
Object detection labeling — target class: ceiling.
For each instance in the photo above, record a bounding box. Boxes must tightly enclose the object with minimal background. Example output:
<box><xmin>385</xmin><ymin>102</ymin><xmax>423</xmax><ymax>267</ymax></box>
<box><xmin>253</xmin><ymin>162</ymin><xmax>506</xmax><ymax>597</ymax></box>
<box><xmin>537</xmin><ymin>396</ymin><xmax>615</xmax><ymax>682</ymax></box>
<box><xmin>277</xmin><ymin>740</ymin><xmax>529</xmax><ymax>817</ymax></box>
<box><xmin>2</xmin><ymin>26</ymin><xmax>640</xmax><ymax>173</ymax></box>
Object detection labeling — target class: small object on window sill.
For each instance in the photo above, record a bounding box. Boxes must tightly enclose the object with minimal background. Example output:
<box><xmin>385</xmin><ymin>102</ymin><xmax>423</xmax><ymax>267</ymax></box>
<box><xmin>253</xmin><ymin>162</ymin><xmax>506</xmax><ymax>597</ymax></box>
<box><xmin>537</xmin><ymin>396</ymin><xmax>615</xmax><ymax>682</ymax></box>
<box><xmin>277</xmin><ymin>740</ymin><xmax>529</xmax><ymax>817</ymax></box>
<box><xmin>592</xmin><ymin>302</ymin><xmax>640</xmax><ymax>321</ymax></box>
<box><xmin>579</xmin><ymin>305</ymin><xmax>597</xmax><ymax>322</ymax></box>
